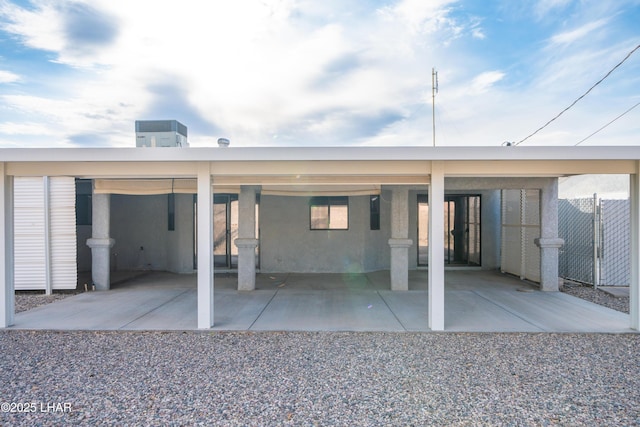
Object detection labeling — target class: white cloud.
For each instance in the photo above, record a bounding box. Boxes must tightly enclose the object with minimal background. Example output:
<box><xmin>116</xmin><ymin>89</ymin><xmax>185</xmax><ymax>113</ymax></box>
<box><xmin>0</xmin><ymin>70</ymin><xmax>20</xmax><ymax>83</ymax></box>
<box><xmin>0</xmin><ymin>0</ymin><xmax>637</xmax><ymax>148</ymax></box>
<box><xmin>471</xmin><ymin>27</ymin><xmax>485</xmax><ymax>39</ymax></box>
<box><xmin>533</xmin><ymin>0</ymin><xmax>574</xmax><ymax>19</ymax></box>
<box><xmin>0</xmin><ymin>1</ymin><xmax>66</xmax><ymax>53</ymax></box>
<box><xmin>0</xmin><ymin>121</ymin><xmax>52</xmax><ymax>135</ymax></box>
<box><xmin>469</xmin><ymin>71</ymin><xmax>505</xmax><ymax>94</ymax></box>
<box><xmin>2</xmin><ymin>0</ymin><xmax>475</xmax><ymax>146</ymax></box>
<box><xmin>549</xmin><ymin>18</ymin><xmax>609</xmax><ymax>46</ymax></box>
<box><xmin>380</xmin><ymin>0</ymin><xmax>458</xmax><ymax>35</ymax></box>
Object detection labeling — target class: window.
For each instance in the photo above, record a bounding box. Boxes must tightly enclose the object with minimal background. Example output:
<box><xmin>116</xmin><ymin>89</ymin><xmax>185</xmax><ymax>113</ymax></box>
<box><xmin>310</xmin><ymin>196</ymin><xmax>348</xmax><ymax>230</ymax></box>
<box><xmin>75</xmin><ymin>194</ymin><xmax>92</xmax><ymax>225</ymax></box>
<box><xmin>168</xmin><ymin>193</ymin><xmax>175</xmax><ymax>231</ymax></box>
<box><xmin>370</xmin><ymin>195</ymin><xmax>380</xmax><ymax>230</ymax></box>
<box><xmin>75</xmin><ymin>179</ymin><xmax>92</xmax><ymax>226</ymax></box>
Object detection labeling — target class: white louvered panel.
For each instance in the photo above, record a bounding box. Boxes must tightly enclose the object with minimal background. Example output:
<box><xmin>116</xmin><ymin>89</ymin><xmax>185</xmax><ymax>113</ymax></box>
<box><xmin>500</xmin><ymin>190</ymin><xmax>522</xmax><ymax>277</ymax></box>
<box><xmin>14</xmin><ymin>177</ymin><xmax>47</xmax><ymax>290</ymax></box>
<box><xmin>500</xmin><ymin>224</ymin><xmax>522</xmax><ymax>275</ymax></box>
<box><xmin>49</xmin><ymin>177</ymin><xmax>77</xmax><ymax>290</ymax></box>
<box><xmin>523</xmin><ymin>190</ymin><xmax>541</xmax><ymax>282</ymax></box>
<box><xmin>524</xmin><ymin>226</ymin><xmax>541</xmax><ymax>282</ymax></box>
<box><xmin>500</xmin><ymin>190</ymin><xmax>541</xmax><ymax>283</ymax></box>
<box><xmin>501</xmin><ymin>189</ymin><xmax>522</xmax><ymax>226</ymax></box>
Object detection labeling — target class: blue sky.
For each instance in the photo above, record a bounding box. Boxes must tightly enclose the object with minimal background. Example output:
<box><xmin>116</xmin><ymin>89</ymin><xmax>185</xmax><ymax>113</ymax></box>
<box><xmin>0</xmin><ymin>0</ymin><xmax>638</xmax><ymax>148</ymax></box>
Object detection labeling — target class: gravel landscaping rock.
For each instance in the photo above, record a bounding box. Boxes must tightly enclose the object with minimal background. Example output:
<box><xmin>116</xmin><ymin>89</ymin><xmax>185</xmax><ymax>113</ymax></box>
<box><xmin>561</xmin><ymin>283</ymin><xmax>629</xmax><ymax>314</ymax></box>
<box><xmin>5</xmin><ymin>280</ymin><xmax>637</xmax><ymax>425</ymax></box>
<box><xmin>15</xmin><ymin>291</ymin><xmax>79</xmax><ymax>314</ymax></box>
<box><xmin>1</xmin><ymin>331</ymin><xmax>639</xmax><ymax>426</ymax></box>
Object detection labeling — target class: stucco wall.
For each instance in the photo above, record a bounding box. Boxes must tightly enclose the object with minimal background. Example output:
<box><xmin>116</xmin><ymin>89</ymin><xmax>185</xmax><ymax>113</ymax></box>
<box><xmin>259</xmin><ymin>194</ymin><xmax>391</xmax><ymax>273</ymax></box>
<box><xmin>109</xmin><ymin>194</ymin><xmax>194</xmax><ymax>273</ymax></box>
<box><xmin>260</xmin><ymin>189</ymin><xmax>500</xmax><ymax>273</ymax></box>
<box><xmin>363</xmin><ymin>189</ymin><xmax>392</xmax><ymax>271</ymax></box>
<box><xmin>167</xmin><ymin>194</ymin><xmax>195</xmax><ymax>273</ymax></box>
<box><xmin>93</xmin><ymin>188</ymin><xmax>501</xmax><ymax>274</ymax></box>
<box><xmin>110</xmin><ymin>195</ymin><xmax>168</xmax><ymax>271</ymax></box>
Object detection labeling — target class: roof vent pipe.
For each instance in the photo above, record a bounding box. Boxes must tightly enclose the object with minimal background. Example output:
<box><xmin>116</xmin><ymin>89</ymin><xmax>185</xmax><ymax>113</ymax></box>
<box><xmin>217</xmin><ymin>138</ymin><xmax>230</xmax><ymax>147</ymax></box>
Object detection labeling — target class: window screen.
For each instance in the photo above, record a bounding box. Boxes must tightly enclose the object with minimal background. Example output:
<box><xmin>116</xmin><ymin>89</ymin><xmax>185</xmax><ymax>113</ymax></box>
<box><xmin>310</xmin><ymin>196</ymin><xmax>348</xmax><ymax>230</ymax></box>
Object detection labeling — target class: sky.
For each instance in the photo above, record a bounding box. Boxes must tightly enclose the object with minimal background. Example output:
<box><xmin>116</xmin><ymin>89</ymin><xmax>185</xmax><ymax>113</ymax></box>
<box><xmin>0</xmin><ymin>0</ymin><xmax>639</xmax><ymax>148</ymax></box>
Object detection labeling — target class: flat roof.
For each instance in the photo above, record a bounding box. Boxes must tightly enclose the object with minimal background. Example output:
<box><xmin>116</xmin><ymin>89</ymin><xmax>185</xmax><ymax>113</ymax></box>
<box><xmin>0</xmin><ymin>145</ymin><xmax>639</xmax><ymax>163</ymax></box>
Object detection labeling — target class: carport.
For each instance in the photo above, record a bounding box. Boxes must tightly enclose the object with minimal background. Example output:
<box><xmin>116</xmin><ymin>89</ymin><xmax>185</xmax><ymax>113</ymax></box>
<box><xmin>1</xmin><ymin>146</ymin><xmax>640</xmax><ymax>331</ymax></box>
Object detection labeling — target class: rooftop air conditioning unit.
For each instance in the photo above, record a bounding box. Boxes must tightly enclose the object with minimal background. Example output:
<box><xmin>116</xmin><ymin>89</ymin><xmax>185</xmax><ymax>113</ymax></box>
<box><xmin>135</xmin><ymin>120</ymin><xmax>188</xmax><ymax>147</ymax></box>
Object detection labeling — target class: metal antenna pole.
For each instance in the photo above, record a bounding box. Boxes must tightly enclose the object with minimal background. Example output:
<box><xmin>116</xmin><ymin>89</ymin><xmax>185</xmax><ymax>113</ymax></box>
<box><xmin>432</xmin><ymin>68</ymin><xmax>438</xmax><ymax>147</ymax></box>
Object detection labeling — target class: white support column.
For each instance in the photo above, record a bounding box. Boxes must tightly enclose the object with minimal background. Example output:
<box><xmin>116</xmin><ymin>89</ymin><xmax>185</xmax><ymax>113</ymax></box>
<box><xmin>236</xmin><ymin>185</ymin><xmax>258</xmax><ymax>291</ymax></box>
<box><xmin>388</xmin><ymin>187</ymin><xmax>412</xmax><ymax>291</ymax></box>
<box><xmin>0</xmin><ymin>163</ymin><xmax>14</xmax><ymax>328</ymax></box>
<box><xmin>428</xmin><ymin>161</ymin><xmax>445</xmax><ymax>331</ymax></box>
<box><xmin>43</xmin><ymin>176</ymin><xmax>52</xmax><ymax>295</ymax></box>
<box><xmin>534</xmin><ymin>179</ymin><xmax>564</xmax><ymax>291</ymax></box>
<box><xmin>630</xmin><ymin>165</ymin><xmax>640</xmax><ymax>330</ymax></box>
<box><xmin>197</xmin><ymin>162</ymin><xmax>214</xmax><ymax>328</ymax></box>
<box><xmin>86</xmin><ymin>193</ymin><xmax>114</xmax><ymax>290</ymax></box>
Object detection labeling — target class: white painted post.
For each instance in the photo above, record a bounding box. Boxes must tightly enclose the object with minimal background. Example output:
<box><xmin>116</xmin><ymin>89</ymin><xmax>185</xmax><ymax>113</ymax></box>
<box><xmin>43</xmin><ymin>176</ymin><xmax>52</xmax><ymax>295</ymax></box>
<box><xmin>0</xmin><ymin>163</ymin><xmax>14</xmax><ymax>327</ymax></box>
<box><xmin>630</xmin><ymin>166</ymin><xmax>640</xmax><ymax>330</ymax></box>
<box><xmin>236</xmin><ymin>185</ymin><xmax>258</xmax><ymax>291</ymax></box>
<box><xmin>197</xmin><ymin>162</ymin><xmax>214</xmax><ymax>328</ymax></box>
<box><xmin>428</xmin><ymin>161</ymin><xmax>445</xmax><ymax>331</ymax></box>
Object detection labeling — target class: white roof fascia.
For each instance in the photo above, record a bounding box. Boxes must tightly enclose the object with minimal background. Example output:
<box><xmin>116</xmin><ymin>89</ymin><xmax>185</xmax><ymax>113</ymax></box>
<box><xmin>0</xmin><ymin>146</ymin><xmax>639</xmax><ymax>163</ymax></box>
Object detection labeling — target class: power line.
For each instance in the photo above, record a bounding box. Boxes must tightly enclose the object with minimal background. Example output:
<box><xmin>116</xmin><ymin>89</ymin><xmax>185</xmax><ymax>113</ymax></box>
<box><xmin>514</xmin><ymin>43</ymin><xmax>640</xmax><ymax>146</ymax></box>
<box><xmin>574</xmin><ymin>100</ymin><xmax>640</xmax><ymax>145</ymax></box>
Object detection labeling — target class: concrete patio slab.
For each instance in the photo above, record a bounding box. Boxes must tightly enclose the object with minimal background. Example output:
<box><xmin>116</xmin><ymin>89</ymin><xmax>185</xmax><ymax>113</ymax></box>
<box><xmin>10</xmin><ymin>271</ymin><xmax>635</xmax><ymax>333</ymax></box>
<box><xmin>251</xmin><ymin>289</ymin><xmax>403</xmax><ymax>331</ymax></box>
<box><xmin>123</xmin><ymin>290</ymin><xmax>196</xmax><ymax>330</ymax></box>
<box><xmin>16</xmin><ymin>287</ymin><xmax>189</xmax><ymax>330</ymax></box>
<box><xmin>444</xmin><ymin>290</ymin><xmax>543</xmax><ymax>332</ymax></box>
<box><xmin>212</xmin><ymin>290</ymin><xmax>278</xmax><ymax>330</ymax></box>
<box><xmin>377</xmin><ymin>291</ymin><xmax>429</xmax><ymax>331</ymax></box>
<box><xmin>476</xmin><ymin>289</ymin><xmax>630</xmax><ymax>332</ymax></box>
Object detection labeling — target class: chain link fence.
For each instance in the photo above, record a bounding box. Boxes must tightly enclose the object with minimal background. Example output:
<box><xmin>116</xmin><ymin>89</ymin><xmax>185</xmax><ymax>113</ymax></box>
<box><xmin>600</xmin><ymin>199</ymin><xmax>630</xmax><ymax>286</ymax></box>
<box><xmin>558</xmin><ymin>195</ymin><xmax>630</xmax><ymax>287</ymax></box>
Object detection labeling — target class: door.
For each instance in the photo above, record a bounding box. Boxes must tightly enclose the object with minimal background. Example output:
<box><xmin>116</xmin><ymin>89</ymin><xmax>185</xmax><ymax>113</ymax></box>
<box><xmin>417</xmin><ymin>195</ymin><xmax>429</xmax><ymax>266</ymax></box>
<box><xmin>193</xmin><ymin>193</ymin><xmax>259</xmax><ymax>271</ymax></box>
<box><xmin>214</xmin><ymin>194</ymin><xmax>239</xmax><ymax>269</ymax></box>
<box><xmin>417</xmin><ymin>194</ymin><xmax>481</xmax><ymax>266</ymax></box>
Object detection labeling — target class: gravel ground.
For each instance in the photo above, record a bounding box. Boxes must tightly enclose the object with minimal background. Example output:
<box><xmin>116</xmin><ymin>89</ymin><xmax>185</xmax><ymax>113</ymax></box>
<box><xmin>0</xmin><ymin>331</ymin><xmax>639</xmax><ymax>426</ymax></box>
<box><xmin>561</xmin><ymin>283</ymin><xmax>629</xmax><ymax>314</ymax></box>
<box><xmin>14</xmin><ymin>291</ymin><xmax>79</xmax><ymax>314</ymax></box>
<box><xmin>7</xmin><ymin>282</ymin><xmax>634</xmax><ymax>425</ymax></box>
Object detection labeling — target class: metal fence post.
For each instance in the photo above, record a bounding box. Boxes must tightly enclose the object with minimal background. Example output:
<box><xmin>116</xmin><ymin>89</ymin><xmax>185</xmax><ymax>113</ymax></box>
<box><xmin>592</xmin><ymin>193</ymin><xmax>600</xmax><ymax>289</ymax></box>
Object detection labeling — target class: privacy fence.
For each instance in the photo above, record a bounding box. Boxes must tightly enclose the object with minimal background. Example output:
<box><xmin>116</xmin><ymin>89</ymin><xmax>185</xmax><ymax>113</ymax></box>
<box><xmin>558</xmin><ymin>195</ymin><xmax>630</xmax><ymax>287</ymax></box>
